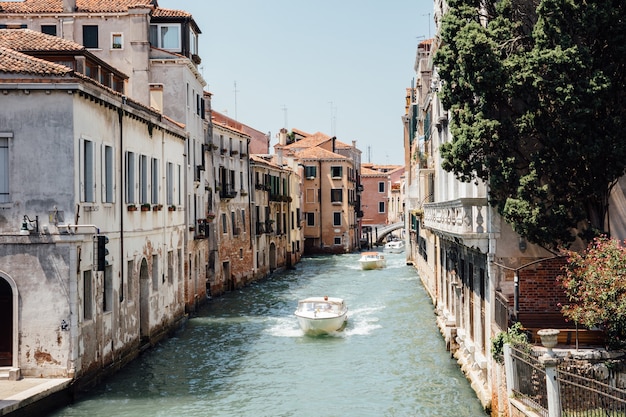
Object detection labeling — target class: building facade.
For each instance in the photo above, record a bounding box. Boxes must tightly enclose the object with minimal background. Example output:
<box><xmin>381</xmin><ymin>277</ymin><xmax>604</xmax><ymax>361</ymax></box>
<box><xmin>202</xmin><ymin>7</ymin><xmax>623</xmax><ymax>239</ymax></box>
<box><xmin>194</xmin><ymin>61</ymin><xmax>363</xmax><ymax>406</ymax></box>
<box><xmin>0</xmin><ymin>39</ymin><xmax>187</xmax><ymax>384</ymax></box>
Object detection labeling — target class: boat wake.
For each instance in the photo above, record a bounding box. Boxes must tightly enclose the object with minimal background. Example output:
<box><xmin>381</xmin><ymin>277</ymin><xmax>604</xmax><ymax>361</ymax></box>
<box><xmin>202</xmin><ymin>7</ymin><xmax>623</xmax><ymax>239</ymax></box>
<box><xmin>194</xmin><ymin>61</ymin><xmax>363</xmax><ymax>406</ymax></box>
<box><xmin>342</xmin><ymin>306</ymin><xmax>383</xmax><ymax>336</ymax></box>
<box><xmin>265</xmin><ymin>316</ymin><xmax>304</xmax><ymax>337</ymax></box>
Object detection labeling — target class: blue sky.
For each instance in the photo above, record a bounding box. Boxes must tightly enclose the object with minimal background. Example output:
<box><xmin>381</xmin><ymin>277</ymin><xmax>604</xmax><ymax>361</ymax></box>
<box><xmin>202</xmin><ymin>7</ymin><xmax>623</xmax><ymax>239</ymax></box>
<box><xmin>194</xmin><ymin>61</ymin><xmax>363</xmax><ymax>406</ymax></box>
<box><xmin>158</xmin><ymin>1</ymin><xmax>434</xmax><ymax>165</ymax></box>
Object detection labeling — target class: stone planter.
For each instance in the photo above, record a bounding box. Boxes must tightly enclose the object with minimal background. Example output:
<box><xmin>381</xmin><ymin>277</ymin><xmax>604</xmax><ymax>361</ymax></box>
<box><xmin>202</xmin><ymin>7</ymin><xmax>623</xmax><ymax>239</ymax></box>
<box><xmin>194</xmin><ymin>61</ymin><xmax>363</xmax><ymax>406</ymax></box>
<box><xmin>538</xmin><ymin>328</ymin><xmax>560</xmax><ymax>357</ymax></box>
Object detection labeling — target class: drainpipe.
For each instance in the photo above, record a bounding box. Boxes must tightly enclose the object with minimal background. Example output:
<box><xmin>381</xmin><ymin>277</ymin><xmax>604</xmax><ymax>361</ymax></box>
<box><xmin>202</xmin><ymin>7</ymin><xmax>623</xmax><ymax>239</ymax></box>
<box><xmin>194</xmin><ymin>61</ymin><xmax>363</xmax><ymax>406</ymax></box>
<box><xmin>183</xmin><ymin>133</ymin><xmax>190</xmax><ymax>300</ymax></box>
<box><xmin>118</xmin><ymin>106</ymin><xmax>124</xmax><ymax>303</ymax></box>
<box><xmin>318</xmin><ymin>160</ymin><xmax>322</xmax><ymax>249</ymax></box>
<box><xmin>247</xmin><ymin>138</ymin><xmax>253</xmax><ymax>250</ymax></box>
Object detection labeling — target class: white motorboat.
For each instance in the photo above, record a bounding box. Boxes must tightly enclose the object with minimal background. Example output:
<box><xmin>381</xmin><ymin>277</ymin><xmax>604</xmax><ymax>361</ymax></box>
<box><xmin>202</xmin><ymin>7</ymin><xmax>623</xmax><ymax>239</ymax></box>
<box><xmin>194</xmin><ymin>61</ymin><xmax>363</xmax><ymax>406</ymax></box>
<box><xmin>294</xmin><ymin>296</ymin><xmax>348</xmax><ymax>335</ymax></box>
<box><xmin>358</xmin><ymin>251</ymin><xmax>386</xmax><ymax>270</ymax></box>
<box><xmin>384</xmin><ymin>240</ymin><xmax>405</xmax><ymax>253</ymax></box>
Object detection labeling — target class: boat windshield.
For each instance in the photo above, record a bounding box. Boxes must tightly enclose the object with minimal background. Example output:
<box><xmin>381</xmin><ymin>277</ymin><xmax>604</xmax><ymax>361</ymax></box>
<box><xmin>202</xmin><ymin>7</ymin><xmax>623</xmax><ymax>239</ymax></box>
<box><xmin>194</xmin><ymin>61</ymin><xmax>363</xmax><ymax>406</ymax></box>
<box><xmin>299</xmin><ymin>302</ymin><xmax>337</xmax><ymax>312</ymax></box>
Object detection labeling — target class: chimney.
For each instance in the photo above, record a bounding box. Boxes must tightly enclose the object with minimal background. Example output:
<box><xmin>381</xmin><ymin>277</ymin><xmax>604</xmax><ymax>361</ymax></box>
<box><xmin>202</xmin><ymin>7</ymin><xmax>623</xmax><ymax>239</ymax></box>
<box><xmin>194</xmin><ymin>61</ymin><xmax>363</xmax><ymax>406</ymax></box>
<box><xmin>278</xmin><ymin>128</ymin><xmax>288</xmax><ymax>146</ymax></box>
<box><xmin>63</xmin><ymin>0</ymin><xmax>76</xmax><ymax>12</ymax></box>
<box><xmin>149</xmin><ymin>84</ymin><xmax>164</xmax><ymax>113</ymax></box>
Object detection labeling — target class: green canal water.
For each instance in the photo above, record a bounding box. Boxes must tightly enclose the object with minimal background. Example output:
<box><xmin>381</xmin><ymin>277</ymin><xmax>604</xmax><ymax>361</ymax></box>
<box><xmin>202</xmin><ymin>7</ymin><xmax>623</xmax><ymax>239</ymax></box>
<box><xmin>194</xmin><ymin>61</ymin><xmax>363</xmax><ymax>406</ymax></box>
<box><xmin>47</xmin><ymin>252</ymin><xmax>487</xmax><ymax>417</ymax></box>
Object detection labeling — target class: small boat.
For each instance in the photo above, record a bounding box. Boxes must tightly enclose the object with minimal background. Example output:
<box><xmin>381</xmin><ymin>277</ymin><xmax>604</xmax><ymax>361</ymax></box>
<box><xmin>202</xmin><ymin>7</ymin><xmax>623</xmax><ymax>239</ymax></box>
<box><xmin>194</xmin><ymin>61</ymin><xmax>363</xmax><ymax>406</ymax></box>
<box><xmin>384</xmin><ymin>240</ymin><xmax>405</xmax><ymax>253</ymax></box>
<box><xmin>294</xmin><ymin>296</ymin><xmax>348</xmax><ymax>335</ymax></box>
<box><xmin>358</xmin><ymin>251</ymin><xmax>386</xmax><ymax>270</ymax></box>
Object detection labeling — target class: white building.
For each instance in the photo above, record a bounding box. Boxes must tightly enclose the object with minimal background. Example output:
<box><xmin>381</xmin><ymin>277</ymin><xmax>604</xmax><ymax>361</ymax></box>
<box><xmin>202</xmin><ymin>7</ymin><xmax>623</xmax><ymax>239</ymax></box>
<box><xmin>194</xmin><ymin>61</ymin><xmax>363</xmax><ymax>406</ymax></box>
<box><xmin>0</xmin><ymin>35</ymin><xmax>187</xmax><ymax>383</ymax></box>
<box><xmin>0</xmin><ymin>0</ymin><xmax>212</xmax><ymax>313</ymax></box>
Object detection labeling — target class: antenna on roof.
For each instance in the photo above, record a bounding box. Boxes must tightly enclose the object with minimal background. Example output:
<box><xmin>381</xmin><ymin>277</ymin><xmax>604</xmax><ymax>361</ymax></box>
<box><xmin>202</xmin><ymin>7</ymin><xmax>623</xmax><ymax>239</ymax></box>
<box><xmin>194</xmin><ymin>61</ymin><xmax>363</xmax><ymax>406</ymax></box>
<box><xmin>422</xmin><ymin>13</ymin><xmax>431</xmax><ymax>38</ymax></box>
<box><xmin>328</xmin><ymin>101</ymin><xmax>337</xmax><ymax>136</ymax></box>
<box><xmin>233</xmin><ymin>81</ymin><xmax>239</xmax><ymax>120</ymax></box>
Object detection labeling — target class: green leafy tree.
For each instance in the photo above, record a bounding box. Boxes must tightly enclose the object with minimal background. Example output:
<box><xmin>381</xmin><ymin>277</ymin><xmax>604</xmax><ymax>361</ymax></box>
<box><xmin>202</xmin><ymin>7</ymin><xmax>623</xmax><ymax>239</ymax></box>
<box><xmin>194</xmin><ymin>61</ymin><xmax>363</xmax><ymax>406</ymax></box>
<box><xmin>559</xmin><ymin>236</ymin><xmax>626</xmax><ymax>348</ymax></box>
<box><xmin>434</xmin><ymin>0</ymin><xmax>626</xmax><ymax>249</ymax></box>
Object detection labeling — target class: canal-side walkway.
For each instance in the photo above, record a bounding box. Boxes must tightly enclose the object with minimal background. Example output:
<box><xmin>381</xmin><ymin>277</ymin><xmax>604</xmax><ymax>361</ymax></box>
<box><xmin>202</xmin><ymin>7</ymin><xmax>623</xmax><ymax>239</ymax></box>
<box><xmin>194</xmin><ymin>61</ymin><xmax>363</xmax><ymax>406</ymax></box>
<box><xmin>0</xmin><ymin>377</ymin><xmax>71</xmax><ymax>416</ymax></box>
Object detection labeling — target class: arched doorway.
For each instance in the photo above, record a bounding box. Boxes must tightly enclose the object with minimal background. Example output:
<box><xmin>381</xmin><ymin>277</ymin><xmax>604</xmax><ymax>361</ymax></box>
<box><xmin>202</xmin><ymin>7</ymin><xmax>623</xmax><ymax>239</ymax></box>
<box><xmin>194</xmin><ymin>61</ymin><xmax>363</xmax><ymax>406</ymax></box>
<box><xmin>269</xmin><ymin>242</ymin><xmax>277</xmax><ymax>272</ymax></box>
<box><xmin>139</xmin><ymin>258</ymin><xmax>150</xmax><ymax>342</ymax></box>
<box><xmin>0</xmin><ymin>278</ymin><xmax>13</xmax><ymax>366</ymax></box>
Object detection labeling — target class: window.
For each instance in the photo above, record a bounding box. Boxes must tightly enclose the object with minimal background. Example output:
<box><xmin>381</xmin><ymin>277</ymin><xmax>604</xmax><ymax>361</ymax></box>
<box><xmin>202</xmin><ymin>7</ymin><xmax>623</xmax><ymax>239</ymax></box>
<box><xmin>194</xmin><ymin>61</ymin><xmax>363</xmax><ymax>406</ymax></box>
<box><xmin>41</xmin><ymin>25</ymin><xmax>56</xmax><ymax>36</ymax></box>
<box><xmin>189</xmin><ymin>28</ymin><xmax>198</xmax><ymax>55</ymax></box>
<box><xmin>241</xmin><ymin>209</ymin><xmax>246</xmax><ymax>233</ymax></box>
<box><xmin>306</xmin><ymin>212</ymin><xmax>315</xmax><ymax>226</ymax></box>
<box><xmin>333</xmin><ymin>212</ymin><xmax>342</xmax><ymax>226</ymax></box>
<box><xmin>177</xmin><ymin>164</ymin><xmax>182</xmax><ymax>205</ymax></box>
<box><xmin>166</xmin><ymin>162</ymin><xmax>173</xmax><ymax>205</ymax></box>
<box><xmin>304</xmin><ymin>165</ymin><xmax>316</xmax><ymax>179</ymax></box>
<box><xmin>83</xmin><ymin>25</ymin><xmax>99</xmax><ymax>48</ymax></box>
<box><xmin>151</xmin><ymin>158</ymin><xmax>159</xmax><ymax>204</ymax></box>
<box><xmin>378</xmin><ymin>181</ymin><xmax>385</xmax><ymax>193</ymax></box>
<box><xmin>140</xmin><ymin>155</ymin><xmax>148</xmax><ymax>204</ymax></box>
<box><xmin>111</xmin><ymin>33</ymin><xmax>123</xmax><ymax>49</ymax></box>
<box><xmin>330</xmin><ymin>188</ymin><xmax>343</xmax><ymax>204</ymax></box>
<box><xmin>231</xmin><ymin>211</ymin><xmax>238</xmax><ymax>235</ymax></box>
<box><xmin>0</xmin><ymin>135</ymin><xmax>10</xmax><ymax>203</ymax></box>
<box><xmin>334</xmin><ymin>236</ymin><xmax>342</xmax><ymax>245</ymax></box>
<box><xmin>80</xmin><ymin>139</ymin><xmax>95</xmax><ymax>202</ymax></box>
<box><xmin>126</xmin><ymin>152</ymin><xmax>136</xmax><ymax>204</ymax></box>
<box><xmin>103</xmin><ymin>145</ymin><xmax>114</xmax><ymax>203</ymax></box>
<box><xmin>167</xmin><ymin>251</ymin><xmax>174</xmax><ymax>284</ymax></box>
<box><xmin>127</xmin><ymin>260</ymin><xmax>134</xmax><ymax>301</ymax></box>
<box><xmin>331</xmin><ymin>166</ymin><xmax>342</xmax><ymax>178</ymax></box>
<box><xmin>103</xmin><ymin>265</ymin><xmax>113</xmax><ymax>312</ymax></box>
<box><xmin>222</xmin><ymin>213</ymin><xmax>228</xmax><ymax>234</ymax></box>
<box><xmin>83</xmin><ymin>270</ymin><xmax>92</xmax><ymax>320</ymax></box>
<box><xmin>378</xmin><ymin>201</ymin><xmax>385</xmax><ymax>213</ymax></box>
<box><xmin>152</xmin><ymin>254</ymin><xmax>159</xmax><ymax>291</ymax></box>
<box><xmin>149</xmin><ymin>23</ymin><xmax>181</xmax><ymax>51</ymax></box>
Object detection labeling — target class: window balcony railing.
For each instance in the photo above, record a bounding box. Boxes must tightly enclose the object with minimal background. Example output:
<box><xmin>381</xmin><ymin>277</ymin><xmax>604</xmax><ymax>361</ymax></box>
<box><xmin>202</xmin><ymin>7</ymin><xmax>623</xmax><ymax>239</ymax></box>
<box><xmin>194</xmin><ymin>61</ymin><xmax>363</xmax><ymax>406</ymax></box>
<box><xmin>423</xmin><ymin>198</ymin><xmax>489</xmax><ymax>250</ymax></box>
<box><xmin>219</xmin><ymin>185</ymin><xmax>238</xmax><ymax>200</ymax></box>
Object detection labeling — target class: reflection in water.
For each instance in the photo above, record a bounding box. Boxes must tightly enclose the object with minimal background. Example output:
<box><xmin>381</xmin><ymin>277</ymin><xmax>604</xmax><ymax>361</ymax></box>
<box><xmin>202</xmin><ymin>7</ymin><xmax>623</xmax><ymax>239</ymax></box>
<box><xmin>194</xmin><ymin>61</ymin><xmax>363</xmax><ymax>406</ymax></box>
<box><xmin>48</xmin><ymin>252</ymin><xmax>487</xmax><ymax>417</ymax></box>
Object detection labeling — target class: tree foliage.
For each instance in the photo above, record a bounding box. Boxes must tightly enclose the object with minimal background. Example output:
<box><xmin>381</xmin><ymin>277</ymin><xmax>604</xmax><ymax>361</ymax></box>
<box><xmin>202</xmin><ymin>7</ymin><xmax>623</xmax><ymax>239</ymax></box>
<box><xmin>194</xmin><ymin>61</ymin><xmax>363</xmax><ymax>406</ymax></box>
<box><xmin>434</xmin><ymin>0</ymin><xmax>626</xmax><ymax>249</ymax></box>
<box><xmin>559</xmin><ymin>236</ymin><xmax>626</xmax><ymax>348</ymax></box>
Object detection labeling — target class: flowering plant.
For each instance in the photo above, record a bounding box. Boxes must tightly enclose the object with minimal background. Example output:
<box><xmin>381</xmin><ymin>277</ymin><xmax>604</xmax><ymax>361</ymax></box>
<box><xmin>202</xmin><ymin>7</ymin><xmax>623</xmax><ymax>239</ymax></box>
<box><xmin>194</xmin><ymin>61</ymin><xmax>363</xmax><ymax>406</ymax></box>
<box><xmin>558</xmin><ymin>236</ymin><xmax>625</xmax><ymax>348</ymax></box>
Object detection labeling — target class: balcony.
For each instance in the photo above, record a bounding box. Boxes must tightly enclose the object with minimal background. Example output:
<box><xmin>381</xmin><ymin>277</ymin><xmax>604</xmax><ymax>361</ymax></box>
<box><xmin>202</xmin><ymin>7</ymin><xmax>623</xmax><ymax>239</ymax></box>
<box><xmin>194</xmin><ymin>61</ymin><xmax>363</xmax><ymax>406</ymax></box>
<box><xmin>219</xmin><ymin>185</ymin><xmax>238</xmax><ymax>200</ymax></box>
<box><xmin>423</xmin><ymin>198</ymin><xmax>489</xmax><ymax>251</ymax></box>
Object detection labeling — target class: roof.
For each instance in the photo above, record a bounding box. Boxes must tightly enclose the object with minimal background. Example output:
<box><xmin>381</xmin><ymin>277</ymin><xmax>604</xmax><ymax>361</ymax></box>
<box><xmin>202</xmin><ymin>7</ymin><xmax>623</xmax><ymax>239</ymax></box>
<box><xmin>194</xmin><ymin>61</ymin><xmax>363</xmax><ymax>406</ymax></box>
<box><xmin>0</xmin><ymin>29</ymin><xmax>85</xmax><ymax>53</ymax></box>
<box><xmin>284</xmin><ymin>131</ymin><xmax>331</xmax><ymax>150</ymax></box>
<box><xmin>0</xmin><ymin>46</ymin><xmax>72</xmax><ymax>75</ymax></box>
<box><xmin>152</xmin><ymin>7</ymin><xmax>191</xmax><ymax>18</ymax></box>
<box><xmin>0</xmin><ymin>0</ymin><xmax>155</xmax><ymax>13</ymax></box>
<box><xmin>295</xmin><ymin>146</ymin><xmax>347</xmax><ymax>161</ymax></box>
<box><xmin>361</xmin><ymin>166</ymin><xmax>385</xmax><ymax>177</ymax></box>
<box><xmin>0</xmin><ymin>29</ymin><xmax>128</xmax><ymax>79</ymax></box>
<box><xmin>250</xmin><ymin>154</ymin><xmax>281</xmax><ymax>169</ymax></box>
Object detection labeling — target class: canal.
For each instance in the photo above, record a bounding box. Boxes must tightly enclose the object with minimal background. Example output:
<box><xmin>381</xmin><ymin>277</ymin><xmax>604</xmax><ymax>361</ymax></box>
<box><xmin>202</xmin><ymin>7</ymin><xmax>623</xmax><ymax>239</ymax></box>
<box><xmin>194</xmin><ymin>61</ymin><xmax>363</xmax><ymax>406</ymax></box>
<box><xmin>47</xmin><ymin>252</ymin><xmax>487</xmax><ymax>417</ymax></box>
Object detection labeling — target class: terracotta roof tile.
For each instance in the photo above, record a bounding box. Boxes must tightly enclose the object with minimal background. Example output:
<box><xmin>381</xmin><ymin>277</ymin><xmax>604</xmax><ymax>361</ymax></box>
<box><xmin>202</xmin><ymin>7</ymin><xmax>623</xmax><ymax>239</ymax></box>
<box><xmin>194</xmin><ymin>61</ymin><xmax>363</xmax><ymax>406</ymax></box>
<box><xmin>284</xmin><ymin>132</ymin><xmax>331</xmax><ymax>150</ymax></box>
<box><xmin>296</xmin><ymin>146</ymin><xmax>346</xmax><ymax>161</ymax></box>
<box><xmin>0</xmin><ymin>29</ymin><xmax>85</xmax><ymax>52</ymax></box>
<box><xmin>0</xmin><ymin>45</ymin><xmax>72</xmax><ymax>75</ymax></box>
<box><xmin>0</xmin><ymin>0</ymin><xmax>154</xmax><ymax>13</ymax></box>
<box><xmin>152</xmin><ymin>7</ymin><xmax>191</xmax><ymax>18</ymax></box>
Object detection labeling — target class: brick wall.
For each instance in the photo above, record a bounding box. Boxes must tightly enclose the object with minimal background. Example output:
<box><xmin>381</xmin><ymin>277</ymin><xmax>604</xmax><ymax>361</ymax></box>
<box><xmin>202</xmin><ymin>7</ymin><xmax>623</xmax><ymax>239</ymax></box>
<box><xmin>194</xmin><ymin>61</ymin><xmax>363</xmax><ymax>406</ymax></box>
<box><xmin>518</xmin><ymin>257</ymin><xmax>569</xmax><ymax>312</ymax></box>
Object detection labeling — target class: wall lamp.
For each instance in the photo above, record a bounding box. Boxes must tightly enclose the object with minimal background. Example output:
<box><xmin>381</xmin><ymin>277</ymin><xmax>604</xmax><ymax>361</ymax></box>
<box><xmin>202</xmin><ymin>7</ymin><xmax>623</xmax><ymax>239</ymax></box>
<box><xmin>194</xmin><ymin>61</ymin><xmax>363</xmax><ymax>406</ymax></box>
<box><xmin>19</xmin><ymin>215</ymin><xmax>39</xmax><ymax>235</ymax></box>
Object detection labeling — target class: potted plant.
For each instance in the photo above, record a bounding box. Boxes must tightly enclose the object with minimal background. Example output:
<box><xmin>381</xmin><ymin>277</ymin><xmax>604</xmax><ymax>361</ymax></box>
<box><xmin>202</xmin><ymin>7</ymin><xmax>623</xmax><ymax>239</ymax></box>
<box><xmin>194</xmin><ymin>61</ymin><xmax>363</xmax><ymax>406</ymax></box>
<box><xmin>153</xmin><ymin>204</ymin><xmax>163</xmax><ymax>211</ymax></box>
<box><xmin>141</xmin><ymin>203</ymin><xmax>151</xmax><ymax>211</ymax></box>
<box><xmin>127</xmin><ymin>204</ymin><xmax>137</xmax><ymax>211</ymax></box>
<box><xmin>206</xmin><ymin>212</ymin><xmax>216</xmax><ymax>221</ymax></box>
<box><xmin>168</xmin><ymin>205</ymin><xmax>177</xmax><ymax>212</ymax></box>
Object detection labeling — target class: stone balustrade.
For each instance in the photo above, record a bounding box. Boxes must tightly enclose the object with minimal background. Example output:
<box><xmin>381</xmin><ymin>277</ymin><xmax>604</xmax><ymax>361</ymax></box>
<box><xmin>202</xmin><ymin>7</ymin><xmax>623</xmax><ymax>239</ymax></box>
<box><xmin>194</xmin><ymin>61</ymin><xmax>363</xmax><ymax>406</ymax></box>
<box><xmin>422</xmin><ymin>198</ymin><xmax>489</xmax><ymax>250</ymax></box>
